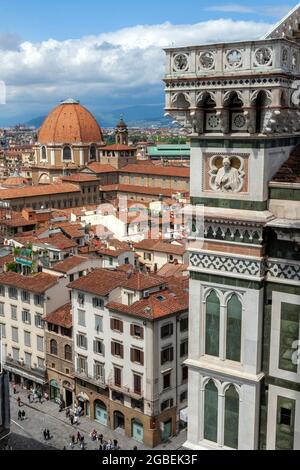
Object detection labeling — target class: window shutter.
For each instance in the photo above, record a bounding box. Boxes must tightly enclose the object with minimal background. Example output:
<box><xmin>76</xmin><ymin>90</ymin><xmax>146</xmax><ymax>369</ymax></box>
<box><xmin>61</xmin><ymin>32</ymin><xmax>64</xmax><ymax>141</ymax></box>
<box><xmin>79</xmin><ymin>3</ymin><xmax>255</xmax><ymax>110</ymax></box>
<box><xmin>161</xmin><ymin>350</ymin><xmax>164</xmax><ymax>365</ymax></box>
<box><xmin>120</xmin><ymin>321</ymin><xmax>124</xmax><ymax>333</ymax></box>
<box><xmin>110</xmin><ymin>319</ymin><xmax>114</xmax><ymax>330</ymax></box>
<box><xmin>140</xmin><ymin>351</ymin><xmax>144</xmax><ymax>366</ymax></box>
<box><xmin>131</xmin><ymin>348</ymin><xmax>134</xmax><ymax>362</ymax></box>
<box><xmin>170</xmin><ymin>323</ymin><xmax>174</xmax><ymax>335</ymax></box>
<box><xmin>93</xmin><ymin>340</ymin><xmax>96</xmax><ymax>354</ymax></box>
<box><xmin>120</xmin><ymin>344</ymin><xmax>124</xmax><ymax>359</ymax></box>
<box><xmin>111</xmin><ymin>342</ymin><xmax>115</xmax><ymax>355</ymax></box>
<box><xmin>140</xmin><ymin>327</ymin><xmax>144</xmax><ymax>340</ymax></box>
<box><xmin>76</xmin><ymin>335</ymin><xmax>80</xmax><ymax>348</ymax></box>
<box><xmin>130</xmin><ymin>324</ymin><xmax>134</xmax><ymax>336</ymax></box>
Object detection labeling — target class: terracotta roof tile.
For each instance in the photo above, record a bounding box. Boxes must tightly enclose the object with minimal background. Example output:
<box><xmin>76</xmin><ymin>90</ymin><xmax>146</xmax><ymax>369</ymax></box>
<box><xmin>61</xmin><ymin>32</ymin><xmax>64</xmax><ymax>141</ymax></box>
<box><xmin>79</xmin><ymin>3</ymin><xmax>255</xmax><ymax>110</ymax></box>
<box><xmin>44</xmin><ymin>303</ymin><xmax>72</xmax><ymax>328</ymax></box>
<box><xmin>0</xmin><ymin>272</ymin><xmax>59</xmax><ymax>294</ymax></box>
<box><xmin>102</xmin><ymin>145</ymin><xmax>136</xmax><ymax>151</ymax></box>
<box><xmin>68</xmin><ymin>268</ymin><xmax>126</xmax><ymax>296</ymax></box>
<box><xmin>0</xmin><ymin>183</ymin><xmax>80</xmax><ymax>201</ymax></box>
<box><xmin>121</xmin><ymin>164</ymin><xmax>190</xmax><ymax>178</ymax></box>
<box><xmin>51</xmin><ymin>255</ymin><xmax>90</xmax><ymax>273</ymax></box>
<box><xmin>62</xmin><ymin>174</ymin><xmax>99</xmax><ymax>183</ymax></box>
<box><xmin>87</xmin><ymin>163</ymin><xmax>118</xmax><ymax>174</ymax></box>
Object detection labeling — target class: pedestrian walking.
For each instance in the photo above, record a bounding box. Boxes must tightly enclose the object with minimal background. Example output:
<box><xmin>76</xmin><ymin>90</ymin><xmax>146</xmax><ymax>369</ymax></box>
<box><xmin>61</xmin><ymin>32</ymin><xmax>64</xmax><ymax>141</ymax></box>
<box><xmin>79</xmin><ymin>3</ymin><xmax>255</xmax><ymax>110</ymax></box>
<box><xmin>17</xmin><ymin>397</ymin><xmax>21</xmax><ymax>407</ymax></box>
<box><xmin>74</xmin><ymin>415</ymin><xmax>79</xmax><ymax>426</ymax></box>
<box><xmin>99</xmin><ymin>434</ymin><xmax>103</xmax><ymax>444</ymax></box>
<box><xmin>46</xmin><ymin>429</ymin><xmax>51</xmax><ymax>440</ymax></box>
<box><xmin>13</xmin><ymin>384</ymin><xmax>17</xmax><ymax>395</ymax></box>
<box><xmin>21</xmin><ymin>410</ymin><xmax>26</xmax><ymax>421</ymax></box>
<box><xmin>43</xmin><ymin>429</ymin><xmax>47</xmax><ymax>441</ymax></box>
<box><xmin>27</xmin><ymin>393</ymin><xmax>31</xmax><ymax>404</ymax></box>
<box><xmin>18</xmin><ymin>410</ymin><xmax>22</xmax><ymax>421</ymax></box>
<box><xmin>70</xmin><ymin>415</ymin><xmax>74</xmax><ymax>425</ymax></box>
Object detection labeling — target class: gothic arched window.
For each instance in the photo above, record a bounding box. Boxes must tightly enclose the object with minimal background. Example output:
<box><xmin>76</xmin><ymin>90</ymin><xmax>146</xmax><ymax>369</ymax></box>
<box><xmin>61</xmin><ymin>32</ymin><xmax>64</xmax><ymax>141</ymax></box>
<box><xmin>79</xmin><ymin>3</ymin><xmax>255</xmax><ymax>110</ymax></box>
<box><xmin>65</xmin><ymin>344</ymin><xmax>72</xmax><ymax>361</ymax></box>
<box><xmin>224</xmin><ymin>385</ymin><xmax>240</xmax><ymax>449</ymax></box>
<box><xmin>41</xmin><ymin>146</ymin><xmax>47</xmax><ymax>160</ymax></box>
<box><xmin>226</xmin><ymin>294</ymin><xmax>242</xmax><ymax>362</ymax></box>
<box><xmin>205</xmin><ymin>291</ymin><xmax>220</xmax><ymax>357</ymax></box>
<box><xmin>204</xmin><ymin>380</ymin><xmax>218</xmax><ymax>443</ymax></box>
<box><xmin>90</xmin><ymin>145</ymin><xmax>97</xmax><ymax>161</ymax></box>
<box><xmin>50</xmin><ymin>339</ymin><xmax>58</xmax><ymax>356</ymax></box>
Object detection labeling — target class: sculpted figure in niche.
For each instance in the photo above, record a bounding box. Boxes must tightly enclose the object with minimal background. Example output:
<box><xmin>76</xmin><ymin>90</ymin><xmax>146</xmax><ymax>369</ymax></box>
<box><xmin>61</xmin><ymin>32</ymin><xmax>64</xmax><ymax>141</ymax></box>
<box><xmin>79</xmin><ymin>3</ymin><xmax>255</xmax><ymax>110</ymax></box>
<box><xmin>215</xmin><ymin>157</ymin><xmax>243</xmax><ymax>192</ymax></box>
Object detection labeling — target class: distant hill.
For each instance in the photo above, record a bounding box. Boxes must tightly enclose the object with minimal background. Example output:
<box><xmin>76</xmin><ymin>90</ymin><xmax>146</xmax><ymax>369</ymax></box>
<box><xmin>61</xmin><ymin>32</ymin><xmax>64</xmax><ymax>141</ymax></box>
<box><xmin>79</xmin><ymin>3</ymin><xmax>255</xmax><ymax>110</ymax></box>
<box><xmin>26</xmin><ymin>104</ymin><xmax>170</xmax><ymax>129</ymax></box>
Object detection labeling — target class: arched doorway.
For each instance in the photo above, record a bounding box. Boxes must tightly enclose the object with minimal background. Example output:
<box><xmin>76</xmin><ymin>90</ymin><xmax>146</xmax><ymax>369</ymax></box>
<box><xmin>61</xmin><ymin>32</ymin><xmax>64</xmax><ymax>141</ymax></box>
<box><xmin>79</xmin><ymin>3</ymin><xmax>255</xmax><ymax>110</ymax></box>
<box><xmin>132</xmin><ymin>419</ymin><xmax>144</xmax><ymax>443</ymax></box>
<box><xmin>62</xmin><ymin>381</ymin><xmax>73</xmax><ymax>408</ymax></box>
<box><xmin>95</xmin><ymin>400</ymin><xmax>108</xmax><ymax>426</ymax></box>
<box><xmin>77</xmin><ymin>393</ymin><xmax>90</xmax><ymax>417</ymax></box>
<box><xmin>50</xmin><ymin>379</ymin><xmax>60</xmax><ymax>402</ymax></box>
<box><xmin>114</xmin><ymin>411</ymin><xmax>125</xmax><ymax>433</ymax></box>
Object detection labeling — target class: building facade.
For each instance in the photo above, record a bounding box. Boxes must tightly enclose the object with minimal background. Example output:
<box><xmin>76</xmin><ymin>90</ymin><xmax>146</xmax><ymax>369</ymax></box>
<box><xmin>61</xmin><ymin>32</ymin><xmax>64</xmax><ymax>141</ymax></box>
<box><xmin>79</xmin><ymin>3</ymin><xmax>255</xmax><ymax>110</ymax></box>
<box><xmin>164</xmin><ymin>5</ymin><xmax>300</xmax><ymax>450</ymax></box>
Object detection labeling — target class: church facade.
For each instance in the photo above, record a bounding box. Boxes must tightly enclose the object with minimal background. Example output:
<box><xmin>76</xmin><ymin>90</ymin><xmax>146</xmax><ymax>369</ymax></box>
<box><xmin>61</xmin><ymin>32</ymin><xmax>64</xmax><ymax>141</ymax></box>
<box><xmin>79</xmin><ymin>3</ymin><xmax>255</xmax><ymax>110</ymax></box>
<box><xmin>164</xmin><ymin>5</ymin><xmax>300</xmax><ymax>450</ymax></box>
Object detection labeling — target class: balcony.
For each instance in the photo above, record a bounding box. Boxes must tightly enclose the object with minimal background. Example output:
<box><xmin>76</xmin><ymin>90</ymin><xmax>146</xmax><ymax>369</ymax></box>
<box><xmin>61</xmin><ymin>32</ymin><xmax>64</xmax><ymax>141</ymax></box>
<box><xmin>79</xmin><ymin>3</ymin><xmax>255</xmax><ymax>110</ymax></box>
<box><xmin>4</xmin><ymin>357</ymin><xmax>47</xmax><ymax>385</ymax></box>
<box><xmin>75</xmin><ymin>370</ymin><xmax>107</xmax><ymax>390</ymax></box>
<box><xmin>108</xmin><ymin>378</ymin><xmax>143</xmax><ymax>400</ymax></box>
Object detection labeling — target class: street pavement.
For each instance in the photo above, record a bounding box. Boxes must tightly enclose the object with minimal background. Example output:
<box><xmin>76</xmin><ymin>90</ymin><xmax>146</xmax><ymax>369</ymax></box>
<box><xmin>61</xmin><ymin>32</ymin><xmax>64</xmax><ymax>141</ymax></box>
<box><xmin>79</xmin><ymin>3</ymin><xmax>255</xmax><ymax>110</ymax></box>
<box><xmin>5</xmin><ymin>385</ymin><xmax>187</xmax><ymax>451</ymax></box>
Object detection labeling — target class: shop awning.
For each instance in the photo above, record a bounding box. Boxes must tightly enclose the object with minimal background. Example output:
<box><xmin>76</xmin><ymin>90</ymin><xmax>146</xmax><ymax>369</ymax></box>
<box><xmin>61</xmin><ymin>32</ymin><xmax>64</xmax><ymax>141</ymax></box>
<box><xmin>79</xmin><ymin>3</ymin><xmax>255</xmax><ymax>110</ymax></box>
<box><xmin>180</xmin><ymin>407</ymin><xmax>188</xmax><ymax>423</ymax></box>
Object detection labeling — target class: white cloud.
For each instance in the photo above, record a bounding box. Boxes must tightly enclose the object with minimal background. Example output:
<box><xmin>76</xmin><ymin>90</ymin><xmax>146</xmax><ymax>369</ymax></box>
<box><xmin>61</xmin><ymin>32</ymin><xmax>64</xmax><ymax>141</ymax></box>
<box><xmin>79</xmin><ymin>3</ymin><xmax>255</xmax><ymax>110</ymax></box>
<box><xmin>205</xmin><ymin>3</ymin><xmax>256</xmax><ymax>13</ymax></box>
<box><xmin>0</xmin><ymin>19</ymin><xmax>271</xmax><ymax>119</ymax></box>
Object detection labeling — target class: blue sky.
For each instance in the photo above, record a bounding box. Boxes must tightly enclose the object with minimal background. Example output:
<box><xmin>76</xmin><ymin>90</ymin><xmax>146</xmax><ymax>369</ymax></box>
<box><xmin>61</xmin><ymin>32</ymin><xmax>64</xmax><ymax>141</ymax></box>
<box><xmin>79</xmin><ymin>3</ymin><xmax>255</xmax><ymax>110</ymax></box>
<box><xmin>0</xmin><ymin>1</ymin><xmax>295</xmax><ymax>124</ymax></box>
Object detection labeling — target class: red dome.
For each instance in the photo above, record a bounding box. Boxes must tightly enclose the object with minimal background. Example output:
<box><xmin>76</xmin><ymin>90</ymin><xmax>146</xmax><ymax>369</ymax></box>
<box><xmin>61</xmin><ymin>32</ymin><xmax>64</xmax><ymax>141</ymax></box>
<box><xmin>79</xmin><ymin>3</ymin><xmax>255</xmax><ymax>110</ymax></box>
<box><xmin>38</xmin><ymin>99</ymin><xmax>104</xmax><ymax>145</ymax></box>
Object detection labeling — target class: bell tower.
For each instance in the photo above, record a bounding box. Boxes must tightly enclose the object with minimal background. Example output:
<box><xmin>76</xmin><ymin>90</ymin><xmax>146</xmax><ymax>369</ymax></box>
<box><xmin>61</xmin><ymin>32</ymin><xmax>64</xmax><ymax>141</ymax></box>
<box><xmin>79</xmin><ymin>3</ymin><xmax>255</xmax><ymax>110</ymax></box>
<box><xmin>164</xmin><ymin>5</ymin><xmax>300</xmax><ymax>450</ymax></box>
<box><xmin>115</xmin><ymin>115</ymin><xmax>129</xmax><ymax>146</ymax></box>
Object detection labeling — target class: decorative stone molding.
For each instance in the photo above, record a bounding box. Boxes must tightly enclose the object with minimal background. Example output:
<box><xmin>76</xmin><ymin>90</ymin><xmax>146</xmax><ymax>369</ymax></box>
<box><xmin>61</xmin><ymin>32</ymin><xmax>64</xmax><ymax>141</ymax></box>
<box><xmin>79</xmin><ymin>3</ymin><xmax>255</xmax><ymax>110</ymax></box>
<box><xmin>267</xmin><ymin>259</ymin><xmax>300</xmax><ymax>282</ymax></box>
<box><xmin>190</xmin><ymin>252</ymin><xmax>264</xmax><ymax>277</ymax></box>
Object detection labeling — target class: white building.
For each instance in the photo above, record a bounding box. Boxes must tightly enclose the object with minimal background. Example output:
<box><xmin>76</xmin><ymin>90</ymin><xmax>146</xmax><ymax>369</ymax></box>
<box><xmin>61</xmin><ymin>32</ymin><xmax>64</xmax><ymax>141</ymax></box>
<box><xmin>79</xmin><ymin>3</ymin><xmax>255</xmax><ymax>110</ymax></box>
<box><xmin>70</xmin><ymin>268</ymin><xmax>189</xmax><ymax>447</ymax></box>
<box><xmin>0</xmin><ymin>272</ymin><xmax>69</xmax><ymax>390</ymax></box>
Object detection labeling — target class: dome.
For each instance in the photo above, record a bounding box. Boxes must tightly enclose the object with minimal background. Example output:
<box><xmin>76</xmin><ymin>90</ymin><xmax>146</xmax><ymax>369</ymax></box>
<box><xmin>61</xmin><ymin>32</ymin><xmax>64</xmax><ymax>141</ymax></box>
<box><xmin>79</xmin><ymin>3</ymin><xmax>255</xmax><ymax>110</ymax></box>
<box><xmin>38</xmin><ymin>99</ymin><xmax>104</xmax><ymax>145</ymax></box>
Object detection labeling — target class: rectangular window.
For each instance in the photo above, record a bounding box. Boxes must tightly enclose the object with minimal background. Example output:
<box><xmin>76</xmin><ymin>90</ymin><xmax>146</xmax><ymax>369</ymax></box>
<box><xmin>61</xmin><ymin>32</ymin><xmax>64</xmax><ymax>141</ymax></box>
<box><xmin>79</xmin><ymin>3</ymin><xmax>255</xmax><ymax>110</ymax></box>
<box><xmin>0</xmin><ymin>302</ymin><xmax>4</xmax><ymax>317</ymax></box>
<box><xmin>78</xmin><ymin>310</ymin><xmax>86</xmax><ymax>327</ymax></box>
<box><xmin>180</xmin><ymin>317</ymin><xmax>189</xmax><ymax>332</ymax></box>
<box><xmin>48</xmin><ymin>323</ymin><xmax>59</xmax><ymax>334</ymax></box>
<box><xmin>114</xmin><ymin>367</ymin><xmax>122</xmax><ymax>387</ymax></box>
<box><xmin>161</xmin><ymin>346</ymin><xmax>174</xmax><ymax>365</ymax></box>
<box><xmin>77</xmin><ymin>334</ymin><xmax>88</xmax><ymax>350</ymax></box>
<box><xmin>161</xmin><ymin>398</ymin><xmax>174</xmax><ymax>412</ymax></box>
<box><xmin>69</xmin><ymin>274</ymin><xmax>74</xmax><ymax>283</ymax></box>
<box><xmin>131</xmin><ymin>324</ymin><xmax>144</xmax><ymax>339</ymax></box>
<box><xmin>35</xmin><ymin>314</ymin><xmax>44</xmax><ymax>329</ymax></box>
<box><xmin>163</xmin><ymin>372</ymin><xmax>171</xmax><ymax>390</ymax></box>
<box><xmin>37</xmin><ymin>357</ymin><xmax>45</xmax><ymax>369</ymax></box>
<box><xmin>11</xmin><ymin>305</ymin><xmax>17</xmax><ymax>320</ymax></box>
<box><xmin>127</xmin><ymin>293</ymin><xmax>134</xmax><ymax>306</ymax></box>
<box><xmin>12</xmin><ymin>347</ymin><xmax>19</xmax><ymax>362</ymax></box>
<box><xmin>94</xmin><ymin>339</ymin><xmax>105</xmax><ymax>356</ymax></box>
<box><xmin>161</xmin><ymin>323</ymin><xmax>173</xmax><ymax>339</ymax></box>
<box><xmin>279</xmin><ymin>303</ymin><xmax>299</xmax><ymax>373</ymax></box>
<box><xmin>180</xmin><ymin>391</ymin><xmax>188</xmax><ymax>403</ymax></box>
<box><xmin>276</xmin><ymin>396</ymin><xmax>296</xmax><ymax>450</ymax></box>
<box><xmin>8</xmin><ymin>287</ymin><xmax>18</xmax><ymax>300</ymax></box>
<box><xmin>111</xmin><ymin>342</ymin><xmax>124</xmax><ymax>358</ymax></box>
<box><xmin>93</xmin><ymin>297</ymin><xmax>104</xmax><ymax>309</ymax></box>
<box><xmin>21</xmin><ymin>290</ymin><xmax>30</xmax><ymax>303</ymax></box>
<box><xmin>34</xmin><ymin>295</ymin><xmax>44</xmax><ymax>307</ymax></box>
<box><xmin>95</xmin><ymin>316</ymin><xmax>103</xmax><ymax>334</ymax></box>
<box><xmin>133</xmin><ymin>374</ymin><xmax>142</xmax><ymax>395</ymax></box>
<box><xmin>111</xmin><ymin>318</ymin><xmax>123</xmax><ymax>333</ymax></box>
<box><xmin>182</xmin><ymin>366</ymin><xmax>188</xmax><ymax>382</ymax></box>
<box><xmin>131</xmin><ymin>348</ymin><xmax>144</xmax><ymax>365</ymax></box>
<box><xmin>77</xmin><ymin>356</ymin><xmax>87</xmax><ymax>374</ymax></box>
<box><xmin>22</xmin><ymin>310</ymin><xmax>31</xmax><ymax>325</ymax></box>
<box><xmin>0</xmin><ymin>285</ymin><xmax>5</xmax><ymax>297</ymax></box>
<box><xmin>78</xmin><ymin>293</ymin><xmax>85</xmax><ymax>306</ymax></box>
<box><xmin>11</xmin><ymin>327</ymin><xmax>18</xmax><ymax>343</ymax></box>
<box><xmin>94</xmin><ymin>362</ymin><xmax>105</xmax><ymax>382</ymax></box>
<box><xmin>0</xmin><ymin>323</ymin><xmax>6</xmax><ymax>339</ymax></box>
<box><xmin>180</xmin><ymin>340</ymin><xmax>189</xmax><ymax>358</ymax></box>
<box><xmin>24</xmin><ymin>331</ymin><xmax>31</xmax><ymax>348</ymax></box>
<box><xmin>24</xmin><ymin>352</ymin><xmax>32</xmax><ymax>367</ymax></box>
<box><xmin>37</xmin><ymin>336</ymin><xmax>44</xmax><ymax>353</ymax></box>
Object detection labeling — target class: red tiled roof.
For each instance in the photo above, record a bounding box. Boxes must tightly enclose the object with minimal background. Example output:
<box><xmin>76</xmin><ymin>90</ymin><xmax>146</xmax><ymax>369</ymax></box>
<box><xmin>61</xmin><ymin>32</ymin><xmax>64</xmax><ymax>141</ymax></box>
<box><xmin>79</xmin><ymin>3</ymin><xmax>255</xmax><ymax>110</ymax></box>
<box><xmin>121</xmin><ymin>271</ymin><xmax>165</xmax><ymax>291</ymax></box>
<box><xmin>50</xmin><ymin>255</ymin><xmax>90</xmax><ymax>273</ymax></box>
<box><xmin>37</xmin><ymin>233</ymin><xmax>78</xmax><ymax>250</ymax></box>
<box><xmin>101</xmin><ymin>184</ymin><xmax>184</xmax><ymax>197</ymax></box>
<box><xmin>62</xmin><ymin>174</ymin><xmax>99</xmax><ymax>183</ymax></box>
<box><xmin>87</xmin><ymin>163</ymin><xmax>118</xmax><ymax>174</ymax></box>
<box><xmin>44</xmin><ymin>303</ymin><xmax>72</xmax><ymax>328</ymax></box>
<box><xmin>121</xmin><ymin>164</ymin><xmax>190</xmax><ymax>178</ymax></box>
<box><xmin>107</xmin><ymin>287</ymin><xmax>188</xmax><ymax>320</ymax></box>
<box><xmin>102</xmin><ymin>145</ymin><xmax>136</xmax><ymax>151</ymax></box>
<box><xmin>134</xmin><ymin>240</ymin><xmax>186</xmax><ymax>256</ymax></box>
<box><xmin>68</xmin><ymin>268</ymin><xmax>126</xmax><ymax>296</ymax></box>
<box><xmin>0</xmin><ymin>183</ymin><xmax>80</xmax><ymax>201</ymax></box>
<box><xmin>0</xmin><ymin>272</ymin><xmax>59</xmax><ymax>293</ymax></box>
<box><xmin>0</xmin><ymin>254</ymin><xmax>14</xmax><ymax>268</ymax></box>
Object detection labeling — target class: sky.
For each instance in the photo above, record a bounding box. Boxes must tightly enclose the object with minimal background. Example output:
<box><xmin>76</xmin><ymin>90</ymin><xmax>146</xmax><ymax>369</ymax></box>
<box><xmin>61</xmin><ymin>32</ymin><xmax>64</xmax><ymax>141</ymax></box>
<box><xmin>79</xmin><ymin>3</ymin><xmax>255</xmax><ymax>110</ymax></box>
<box><xmin>0</xmin><ymin>0</ymin><xmax>296</xmax><ymax>124</ymax></box>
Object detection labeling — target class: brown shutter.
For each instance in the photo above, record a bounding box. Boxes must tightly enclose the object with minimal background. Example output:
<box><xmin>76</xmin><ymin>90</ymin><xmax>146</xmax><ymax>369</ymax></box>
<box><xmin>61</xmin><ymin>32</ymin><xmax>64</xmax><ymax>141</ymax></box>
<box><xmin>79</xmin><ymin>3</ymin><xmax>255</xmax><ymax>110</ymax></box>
<box><xmin>140</xmin><ymin>327</ymin><xmax>144</xmax><ymax>339</ymax></box>
<box><xmin>120</xmin><ymin>344</ymin><xmax>124</xmax><ymax>359</ymax></box>
<box><xmin>170</xmin><ymin>347</ymin><xmax>174</xmax><ymax>362</ymax></box>
<box><xmin>140</xmin><ymin>351</ymin><xmax>144</xmax><ymax>366</ymax></box>
<box><xmin>110</xmin><ymin>319</ymin><xmax>114</xmax><ymax>330</ymax></box>
<box><xmin>170</xmin><ymin>323</ymin><xmax>174</xmax><ymax>335</ymax></box>
<box><xmin>120</xmin><ymin>321</ymin><xmax>124</xmax><ymax>333</ymax></box>
<box><xmin>111</xmin><ymin>342</ymin><xmax>115</xmax><ymax>355</ymax></box>
<box><xmin>161</xmin><ymin>350</ymin><xmax>164</xmax><ymax>365</ymax></box>
<box><xmin>130</xmin><ymin>324</ymin><xmax>134</xmax><ymax>336</ymax></box>
<box><xmin>130</xmin><ymin>348</ymin><xmax>134</xmax><ymax>362</ymax></box>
